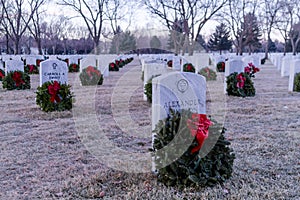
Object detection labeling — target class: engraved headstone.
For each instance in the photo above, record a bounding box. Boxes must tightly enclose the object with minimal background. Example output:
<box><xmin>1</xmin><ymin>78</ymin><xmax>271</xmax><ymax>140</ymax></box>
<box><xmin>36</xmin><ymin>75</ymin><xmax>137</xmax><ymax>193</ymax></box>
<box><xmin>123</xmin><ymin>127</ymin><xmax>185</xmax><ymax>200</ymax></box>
<box><xmin>39</xmin><ymin>59</ymin><xmax>68</xmax><ymax>86</ymax></box>
<box><xmin>152</xmin><ymin>72</ymin><xmax>206</xmax><ymax>130</ymax></box>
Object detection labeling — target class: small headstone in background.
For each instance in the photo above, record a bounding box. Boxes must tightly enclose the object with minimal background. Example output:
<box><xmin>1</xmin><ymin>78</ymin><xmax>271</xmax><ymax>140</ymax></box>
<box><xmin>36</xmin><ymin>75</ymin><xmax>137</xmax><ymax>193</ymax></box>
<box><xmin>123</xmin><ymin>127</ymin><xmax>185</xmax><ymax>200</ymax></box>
<box><xmin>173</xmin><ymin>56</ymin><xmax>181</xmax><ymax>70</ymax></box>
<box><xmin>224</xmin><ymin>59</ymin><xmax>244</xmax><ymax>94</ymax></box>
<box><xmin>5</xmin><ymin>60</ymin><xmax>24</xmax><ymax>75</ymax></box>
<box><xmin>80</xmin><ymin>56</ymin><xmax>97</xmax><ymax>72</ymax></box>
<box><xmin>143</xmin><ymin>61</ymin><xmax>169</xmax><ymax>101</ymax></box>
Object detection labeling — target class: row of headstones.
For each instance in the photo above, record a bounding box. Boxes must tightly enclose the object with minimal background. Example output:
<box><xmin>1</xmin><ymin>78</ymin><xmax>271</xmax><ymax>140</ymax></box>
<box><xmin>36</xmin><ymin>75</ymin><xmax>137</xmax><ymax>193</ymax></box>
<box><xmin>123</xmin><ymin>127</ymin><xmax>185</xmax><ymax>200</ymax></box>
<box><xmin>269</xmin><ymin>53</ymin><xmax>300</xmax><ymax>92</ymax></box>
<box><xmin>140</xmin><ymin>54</ymin><xmax>211</xmax><ymax>101</ymax></box>
<box><xmin>0</xmin><ymin>54</ymin><xmax>135</xmax><ymax>79</ymax></box>
<box><xmin>210</xmin><ymin>53</ymin><xmax>264</xmax><ymax>69</ymax></box>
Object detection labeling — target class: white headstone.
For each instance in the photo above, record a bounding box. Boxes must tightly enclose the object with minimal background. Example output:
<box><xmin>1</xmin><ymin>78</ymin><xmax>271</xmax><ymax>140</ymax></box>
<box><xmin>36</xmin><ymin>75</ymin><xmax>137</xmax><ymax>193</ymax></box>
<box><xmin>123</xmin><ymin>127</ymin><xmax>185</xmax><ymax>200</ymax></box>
<box><xmin>5</xmin><ymin>60</ymin><xmax>24</xmax><ymax>74</ymax></box>
<box><xmin>173</xmin><ymin>56</ymin><xmax>181</xmax><ymax>70</ymax></box>
<box><xmin>80</xmin><ymin>55</ymin><xmax>97</xmax><ymax>72</ymax></box>
<box><xmin>288</xmin><ymin>59</ymin><xmax>300</xmax><ymax>92</ymax></box>
<box><xmin>281</xmin><ymin>56</ymin><xmax>292</xmax><ymax>77</ymax></box>
<box><xmin>152</xmin><ymin>72</ymin><xmax>206</xmax><ymax>130</ymax></box>
<box><xmin>97</xmin><ymin>55</ymin><xmax>114</xmax><ymax>77</ymax></box>
<box><xmin>40</xmin><ymin>59</ymin><xmax>68</xmax><ymax>86</ymax></box>
<box><xmin>144</xmin><ymin>61</ymin><xmax>169</xmax><ymax>101</ymax></box>
<box><xmin>23</xmin><ymin>56</ymin><xmax>37</xmax><ymax>65</ymax></box>
<box><xmin>224</xmin><ymin>59</ymin><xmax>244</xmax><ymax>94</ymax></box>
<box><xmin>0</xmin><ymin>61</ymin><xmax>4</xmax><ymax>70</ymax></box>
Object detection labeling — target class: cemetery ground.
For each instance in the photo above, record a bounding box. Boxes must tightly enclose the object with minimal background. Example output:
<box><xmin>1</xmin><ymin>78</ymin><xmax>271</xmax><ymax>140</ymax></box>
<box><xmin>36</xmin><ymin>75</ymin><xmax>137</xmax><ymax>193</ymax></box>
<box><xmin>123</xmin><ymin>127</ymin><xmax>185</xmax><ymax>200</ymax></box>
<box><xmin>0</xmin><ymin>58</ymin><xmax>299</xmax><ymax>199</ymax></box>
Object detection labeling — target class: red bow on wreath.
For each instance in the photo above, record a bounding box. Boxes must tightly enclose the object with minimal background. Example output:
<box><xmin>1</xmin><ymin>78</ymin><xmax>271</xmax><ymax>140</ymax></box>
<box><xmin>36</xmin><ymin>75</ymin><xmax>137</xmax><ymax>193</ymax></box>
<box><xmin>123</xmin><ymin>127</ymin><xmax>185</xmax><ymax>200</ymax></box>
<box><xmin>28</xmin><ymin>65</ymin><xmax>35</xmax><ymax>73</ymax></box>
<box><xmin>12</xmin><ymin>71</ymin><xmax>25</xmax><ymax>87</ymax></box>
<box><xmin>0</xmin><ymin>71</ymin><xmax>4</xmax><ymax>78</ymax></box>
<box><xmin>86</xmin><ymin>66</ymin><xmax>100</xmax><ymax>77</ymax></box>
<box><xmin>48</xmin><ymin>81</ymin><xmax>61</xmax><ymax>103</ymax></box>
<box><xmin>187</xmin><ymin>113</ymin><xmax>213</xmax><ymax>154</ymax></box>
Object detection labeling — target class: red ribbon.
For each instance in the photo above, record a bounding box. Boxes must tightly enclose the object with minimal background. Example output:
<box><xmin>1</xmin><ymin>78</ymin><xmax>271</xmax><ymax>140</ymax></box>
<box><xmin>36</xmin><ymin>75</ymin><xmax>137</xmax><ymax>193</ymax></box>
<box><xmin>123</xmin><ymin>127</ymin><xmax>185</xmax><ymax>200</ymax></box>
<box><xmin>86</xmin><ymin>66</ymin><xmax>100</xmax><ymax>77</ymax></box>
<box><xmin>28</xmin><ymin>65</ymin><xmax>35</xmax><ymax>73</ymax></box>
<box><xmin>12</xmin><ymin>71</ymin><xmax>25</xmax><ymax>87</ymax></box>
<box><xmin>0</xmin><ymin>71</ymin><xmax>4</xmax><ymax>78</ymax></box>
<box><xmin>236</xmin><ymin>73</ymin><xmax>246</xmax><ymax>88</ymax></box>
<box><xmin>187</xmin><ymin>113</ymin><xmax>213</xmax><ymax>154</ymax></box>
<box><xmin>48</xmin><ymin>81</ymin><xmax>61</xmax><ymax>103</ymax></box>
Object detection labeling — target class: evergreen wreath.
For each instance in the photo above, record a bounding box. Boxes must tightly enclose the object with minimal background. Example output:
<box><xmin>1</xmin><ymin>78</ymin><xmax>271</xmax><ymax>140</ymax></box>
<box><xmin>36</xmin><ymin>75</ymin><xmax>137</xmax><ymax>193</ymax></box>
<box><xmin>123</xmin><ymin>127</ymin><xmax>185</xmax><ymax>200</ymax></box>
<box><xmin>115</xmin><ymin>59</ymin><xmax>125</xmax><ymax>68</ymax></box>
<box><xmin>216</xmin><ymin>61</ymin><xmax>225</xmax><ymax>72</ymax></box>
<box><xmin>198</xmin><ymin>67</ymin><xmax>217</xmax><ymax>81</ymax></box>
<box><xmin>183</xmin><ymin>63</ymin><xmax>196</xmax><ymax>73</ymax></box>
<box><xmin>36</xmin><ymin>81</ymin><xmax>73</xmax><ymax>112</ymax></box>
<box><xmin>25</xmin><ymin>64</ymin><xmax>39</xmax><ymax>74</ymax></box>
<box><xmin>2</xmin><ymin>71</ymin><xmax>31</xmax><ymax>90</ymax></box>
<box><xmin>69</xmin><ymin>63</ymin><xmax>80</xmax><ymax>73</ymax></box>
<box><xmin>144</xmin><ymin>74</ymin><xmax>161</xmax><ymax>103</ymax></box>
<box><xmin>167</xmin><ymin>60</ymin><xmax>172</xmax><ymax>68</ymax></box>
<box><xmin>109</xmin><ymin>62</ymin><xmax>119</xmax><ymax>71</ymax></box>
<box><xmin>152</xmin><ymin>109</ymin><xmax>235</xmax><ymax>188</ymax></box>
<box><xmin>36</xmin><ymin>59</ymin><xmax>44</xmax><ymax>67</ymax></box>
<box><xmin>226</xmin><ymin>72</ymin><xmax>255</xmax><ymax>97</ymax></box>
<box><xmin>294</xmin><ymin>72</ymin><xmax>300</xmax><ymax>92</ymax></box>
<box><xmin>0</xmin><ymin>68</ymin><xmax>4</xmax><ymax>81</ymax></box>
<box><xmin>79</xmin><ymin>66</ymin><xmax>103</xmax><ymax>86</ymax></box>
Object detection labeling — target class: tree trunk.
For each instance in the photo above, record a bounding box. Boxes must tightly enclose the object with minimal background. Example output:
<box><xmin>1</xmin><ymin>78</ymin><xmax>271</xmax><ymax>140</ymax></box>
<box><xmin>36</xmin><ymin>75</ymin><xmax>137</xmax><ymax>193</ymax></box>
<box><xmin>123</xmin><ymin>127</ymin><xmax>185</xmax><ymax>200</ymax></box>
<box><xmin>14</xmin><ymin>38</ymin><xmax>20</xmax><ymax>55</ymax></box>
<box><xmin>6</xmin><ymin>34</ymin><xmax>9</xmax><ymax>54</ymax></box>
<box><xmin>37</xmin><ymin>38</ymin><xmax>43</xmax><ymax>55</ymax></box>
<box><xmin>291</xmin><ymin>37</ymin><xmax>296</xmax><ymax>56</ymax></box>
<box><xmin>265</xmin><ymin>37</ymin><xmax>269</xmax><ymax>59</ymax></box>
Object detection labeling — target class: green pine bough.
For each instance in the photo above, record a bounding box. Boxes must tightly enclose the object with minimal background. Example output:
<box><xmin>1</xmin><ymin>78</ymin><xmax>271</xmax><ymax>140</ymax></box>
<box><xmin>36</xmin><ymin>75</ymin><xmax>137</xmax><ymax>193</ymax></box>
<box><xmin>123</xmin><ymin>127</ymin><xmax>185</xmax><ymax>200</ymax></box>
<box><xmin>2</xmin><ymin>71</ymin><xmax>31</xmax><ymax>90</ymax></box>
<box><xmin>152</xmin><ymin>109</ymin><xmax>235</xmax><ymax>188</ymax></box>
<box><xmin>294</xmin><ymin>73</ymin><xmax>300</xmax><ymax>92</ymax></box>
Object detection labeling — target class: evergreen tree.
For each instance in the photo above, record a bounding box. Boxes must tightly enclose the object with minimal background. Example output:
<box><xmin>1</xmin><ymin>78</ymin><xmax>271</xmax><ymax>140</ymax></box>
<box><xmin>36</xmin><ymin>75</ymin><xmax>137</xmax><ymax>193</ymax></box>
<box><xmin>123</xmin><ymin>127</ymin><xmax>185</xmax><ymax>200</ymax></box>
<box><xmin>207</xmin><ymin>23</ymin><xmax>232</xmax><ymax>55</ymax></box>
<box><xmin>150</xmin><ymin>36</ymin><xmax>162</xmax><ymax>49</ymax></box>
<box><xmin>110</xmin><ymin>31</ymin><xmax>137</xmax><ymax>54</ymax></box>
<box><xmin>242</xmin><ymin>13</ymin><xmax>262</xmax><ymax>54</ymax></box>
<box><xmin>268</xmin><ymin>38</ymin><xmax>277</xmax><ymax>52</ymax></box>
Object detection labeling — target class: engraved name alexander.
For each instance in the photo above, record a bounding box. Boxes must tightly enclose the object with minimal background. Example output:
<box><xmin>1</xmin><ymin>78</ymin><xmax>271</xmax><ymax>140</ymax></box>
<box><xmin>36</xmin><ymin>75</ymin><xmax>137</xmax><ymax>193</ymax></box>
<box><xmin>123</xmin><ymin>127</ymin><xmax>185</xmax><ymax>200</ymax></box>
<box><xmin>163</xmin><ymin>99</ymin><xmax>204</xmax><ymax>110</ymax></box>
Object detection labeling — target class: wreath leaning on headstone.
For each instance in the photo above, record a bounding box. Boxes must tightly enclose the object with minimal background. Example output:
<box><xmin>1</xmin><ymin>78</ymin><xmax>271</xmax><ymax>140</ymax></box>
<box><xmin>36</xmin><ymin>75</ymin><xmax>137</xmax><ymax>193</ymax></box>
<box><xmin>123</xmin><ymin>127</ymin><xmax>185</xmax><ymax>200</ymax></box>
<box><xmin>69</xmin><ymin>63</ymin><xmax>80</xmax><ymax>73</ymax></box>
<box><xmin>36</xmin><ymin>81</ymin><xmax>74</xmax><ymax>112</ymax></box>
<box><xmin>294</xmin><ymin>72</ymin><xmax>300</xmax><ymax>92</ymax></box>
<box><xmin>152</xmin><ymin>109</ymin><xmax>235</xmax><ymax>188</ymax></box>
<box><xmin>198</xmin><ymin>67</ymin><xmax>217</xmax><ymax>81</ymax></box>
<box><xmin>79</xmin><ymin>66</ymin><xmax>104</xmax><ymax>86</ymax></box>
<box><xmin>2</xmin><ymin>71</ymin><xmax>31</xmax><ymax>90</ymax></box>
<box><xmin>183</xmin><ymin>63</ymin><xmax>196</xmax><ymax>73</ymax></box>
<box><xmin>24</xmin><ymin>64</ymin><xmax>39</xmax><ymax>74</ymax></box>
<box><xmin>216</xmin><ymin>61</ymin><xmax>225</xmax><ymax>72</ymax></box>
<box><xmin>226</xmin><ymin>72</ymin><xmax>255</xmax><ymax>97</ymax></box>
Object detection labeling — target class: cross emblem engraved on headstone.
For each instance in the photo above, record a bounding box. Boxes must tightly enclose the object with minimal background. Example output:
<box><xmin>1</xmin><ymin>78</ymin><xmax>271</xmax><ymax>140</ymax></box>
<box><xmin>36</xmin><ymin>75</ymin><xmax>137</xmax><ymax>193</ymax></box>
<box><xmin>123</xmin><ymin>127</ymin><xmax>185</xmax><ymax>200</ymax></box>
<box><xmin>53</xmin><ymin>63</ymin><xmax>57</xmax><ymax>70</ymax></box>
<box><xmin>177</xmin><ymin>79</ymin><xmax>189</xmax><ymax>93</ymax></box>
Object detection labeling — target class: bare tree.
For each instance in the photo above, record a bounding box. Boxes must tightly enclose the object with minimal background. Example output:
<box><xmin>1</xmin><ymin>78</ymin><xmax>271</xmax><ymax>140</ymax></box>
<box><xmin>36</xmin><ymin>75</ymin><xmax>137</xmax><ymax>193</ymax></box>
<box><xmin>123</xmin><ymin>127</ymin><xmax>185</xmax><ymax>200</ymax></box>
<box><xmin>225</xmin><ymin>0</ymin><xmax>260</xmax><ymax>55</ymax></box>
<box><xmin>259</xmin><ymin>0</ymin><xmax>283</xmax><ymax>58</ymax></box>
<box><xmin>0</xmin><ymin>0</ymin><xmax>44</xmax><ymax>54</ymax></box>
<box><xmin>144</xmin><ymin>0</ymin><xmax>228</xmax><ymax>55</ymax></box>
<box><xmin>59</xmin><ymin>0</ymin><xmax>106</xmax><ymax>54</ymax></box>
<box><xmin>27</xmin><ymin>0</ymin><xmax>47</xmax><ymax>55</ymax></box>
